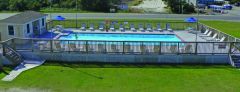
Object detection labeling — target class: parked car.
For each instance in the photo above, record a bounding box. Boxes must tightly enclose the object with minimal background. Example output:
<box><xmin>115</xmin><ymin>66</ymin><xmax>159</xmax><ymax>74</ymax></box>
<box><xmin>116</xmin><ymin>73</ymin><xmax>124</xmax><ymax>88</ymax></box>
<box><xmin>235</xmin><ymin>2</ymin><xmax>240</xmax><ymax>7</ymax></box>
<box><xmin>223</xmin><ymin>4</ymin><xmax>233</xmax><ymax>10</ymax></box>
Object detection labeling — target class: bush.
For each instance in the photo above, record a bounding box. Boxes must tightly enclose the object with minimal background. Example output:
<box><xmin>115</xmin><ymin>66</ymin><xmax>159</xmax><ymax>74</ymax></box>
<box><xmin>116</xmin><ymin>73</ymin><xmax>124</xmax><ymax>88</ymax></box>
<box><xmin>183</xmin><ymin>3</ymin><xmax>196</xmax><ymax>14</ymax></box>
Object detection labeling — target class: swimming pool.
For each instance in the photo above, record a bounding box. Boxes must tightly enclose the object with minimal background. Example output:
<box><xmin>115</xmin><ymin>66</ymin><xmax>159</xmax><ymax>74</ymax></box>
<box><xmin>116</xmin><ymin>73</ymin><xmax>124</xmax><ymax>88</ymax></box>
<box><xmin>59</xmin><ymin>33</ymin><xmax>182</xmax><ymax>42</ymax></box>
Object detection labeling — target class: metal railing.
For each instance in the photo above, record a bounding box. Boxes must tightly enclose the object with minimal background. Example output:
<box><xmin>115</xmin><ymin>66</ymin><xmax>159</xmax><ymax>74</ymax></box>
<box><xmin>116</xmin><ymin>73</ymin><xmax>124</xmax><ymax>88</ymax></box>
<box><xmin>3</xmin><ymin>38</ymin><xmax>240</xmax><ymax>55</ymax></box>
<box><xmin>2</xmin><ymin>43</ymin><xmax>24</xmax><ymax>65</ymax></box>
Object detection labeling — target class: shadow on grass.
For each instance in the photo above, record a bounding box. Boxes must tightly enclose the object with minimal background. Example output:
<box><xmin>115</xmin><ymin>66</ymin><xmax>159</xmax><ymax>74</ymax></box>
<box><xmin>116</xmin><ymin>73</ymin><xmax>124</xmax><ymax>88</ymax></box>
<box><xmin>60</xmin><ymin>63</ymin><xmax>104</xmax><ymax>79</ymax></box>
<box><xmin>43</xmin><ymin>61</ymin><xmax>232</xmax><ymax>69</ymax></box>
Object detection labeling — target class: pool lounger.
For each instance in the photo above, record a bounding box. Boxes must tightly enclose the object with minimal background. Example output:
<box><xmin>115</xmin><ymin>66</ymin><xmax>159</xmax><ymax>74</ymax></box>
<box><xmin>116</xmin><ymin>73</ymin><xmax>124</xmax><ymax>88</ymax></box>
<box><xmin>200</xmin><ymin>31</ymin><xmax>212</xmax><ymax>37</ymax></box>
<box><xmin>80</xmin><ymin>23</ymin><xmax>86</xmax><ymax>31</ymax></box>
<box><xmin>99</xmin><ymin>24</ymin><xmax>104</xmax><ymax>31</ymax></box>
<box><xmin>89</xmin><ymin>24</ymin><xmax>95</xmax><ymax>31</ymax></box>
<box><xmin>110</xmin><ymin>24</ymin><xmax>115</xmax><ymax>32</ymax></box>
<box><xmin>139</xmin><ymin>24</ymin><xmax>145</xmax><ymax>32</ymax></box>
<box><xmin>166</xmin><ymin>23</ymin><xmax>173</xmax><ymax>32</ymax></box>
<box><xmin>204</xmin><ymin>33</ymin><xmax>218</xmax><ymax>41</ymax></box>
<box><xmin>130</xmin><ymin>24</ymin><xmax>136</xmax><ymax>32</ymax></box>
<box><xmin>119</xmin><ymin>24</ymin><xmax>125</xmax><ymax>32</ymax></box>
<box><xmin>156</xmin><ymin>24</ymin><xmax>163</xmax><ymax>32</ymax></box>
<box><xmin>146</xmin><ymin>24</ymin><xmax>153</xmax><ymax>32</ymax></box>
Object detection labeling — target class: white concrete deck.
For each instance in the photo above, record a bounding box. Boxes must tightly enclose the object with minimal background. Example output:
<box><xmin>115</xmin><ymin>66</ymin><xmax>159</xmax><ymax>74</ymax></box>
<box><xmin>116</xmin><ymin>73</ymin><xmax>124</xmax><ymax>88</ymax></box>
<box><xmin>1</xmin><ymin>60</ymin><xmax>45</xmax><ymax>81</ymax></box>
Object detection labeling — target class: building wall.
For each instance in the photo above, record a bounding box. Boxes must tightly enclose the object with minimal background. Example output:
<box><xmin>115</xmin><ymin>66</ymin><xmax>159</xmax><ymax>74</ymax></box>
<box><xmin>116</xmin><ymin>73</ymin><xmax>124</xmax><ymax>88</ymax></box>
<box><xmin>0</xmin><ymin>16</ymin><xmax>47</xmax><ymax>41</ymax></box>
<box><xmin>40</xmin><ymin>16</ymin><xmax>47</xmax><ymax>34</ymax></box>
<box><xmin>0</xmin><ymin>23</ymin><xmax>23</xmax><ymax>41</ymax></box>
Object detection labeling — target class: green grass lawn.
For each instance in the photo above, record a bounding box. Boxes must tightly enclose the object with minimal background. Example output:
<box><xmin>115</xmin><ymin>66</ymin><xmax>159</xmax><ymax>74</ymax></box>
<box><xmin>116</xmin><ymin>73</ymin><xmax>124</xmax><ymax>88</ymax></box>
<box><xmin>201</xmin><ymin>21</ymin><xmax>240</xmax><ymax>38</ymax></box>
<box><xmin>1</xmin><ymin>64</ymin><xmax>240</xmax><ymax>92</ymax></box>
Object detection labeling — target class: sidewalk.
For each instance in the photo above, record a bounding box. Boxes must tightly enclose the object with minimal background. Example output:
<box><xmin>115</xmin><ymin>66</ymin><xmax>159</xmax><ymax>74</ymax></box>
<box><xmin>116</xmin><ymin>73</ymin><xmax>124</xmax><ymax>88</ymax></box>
<box><xmin>2</xmin><ymin>60</ymin><xmax>45</xmax><ymax>81</ymax></box>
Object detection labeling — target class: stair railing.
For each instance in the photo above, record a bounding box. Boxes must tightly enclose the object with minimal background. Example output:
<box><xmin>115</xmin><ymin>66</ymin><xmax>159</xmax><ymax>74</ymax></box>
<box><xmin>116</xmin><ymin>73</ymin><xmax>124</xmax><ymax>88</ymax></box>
<box><xmin>2</xmin><ymin>43</ymin><xmax>24</xmax><ymax>65</ymax></box>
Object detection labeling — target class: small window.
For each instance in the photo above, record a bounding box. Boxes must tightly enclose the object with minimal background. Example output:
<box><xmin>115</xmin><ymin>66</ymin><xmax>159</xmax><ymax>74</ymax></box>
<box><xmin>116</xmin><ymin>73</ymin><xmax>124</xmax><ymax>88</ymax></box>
<box><xmin>8</xmin><ymin>25</ymin><xmax>14</xmax><ymax>35</ymax></box>
<box><xmin>42</xmin><ymin>18</ymin><xmax>45</xmax><ymax>26</ymax></box>
<box><xmin>27</xmin><ymin>24</ymin><xmax>30</xmax><ymax>33</ymax></box>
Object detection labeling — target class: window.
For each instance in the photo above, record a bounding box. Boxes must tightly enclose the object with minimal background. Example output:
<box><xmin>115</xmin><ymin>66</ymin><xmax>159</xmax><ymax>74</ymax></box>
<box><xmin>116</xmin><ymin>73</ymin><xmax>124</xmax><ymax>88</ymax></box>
<box><xmin>27</xmin><ymin>24</ymin><xmax>30</xmax><ymax>33</ymax></box>
<box><xmin>8</xmin><ymin>25</ymin><xmax>14</xmax><ymax>35</ymax></box>
<box><xmin>42</xmin><ymin>18</ymin><xmax>45</xmax><ymax>26</ymax></box>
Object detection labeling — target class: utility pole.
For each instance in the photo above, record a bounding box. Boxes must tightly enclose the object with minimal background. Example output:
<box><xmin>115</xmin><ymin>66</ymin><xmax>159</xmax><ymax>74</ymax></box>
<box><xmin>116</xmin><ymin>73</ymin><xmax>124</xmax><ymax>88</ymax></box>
<box><xmin>76</xmin><ymin>0</ymin><xmax>78</xmax><ymax>28</ymax></box>
<box><xmin>196</xmin><ymin>0</ymin><xmax>199</xmax><ymax>42</ymax></box>
<box><xmin>49</xmin><ymin>0</ymin><xmax>53</xmax><ymax>38</ymax></box>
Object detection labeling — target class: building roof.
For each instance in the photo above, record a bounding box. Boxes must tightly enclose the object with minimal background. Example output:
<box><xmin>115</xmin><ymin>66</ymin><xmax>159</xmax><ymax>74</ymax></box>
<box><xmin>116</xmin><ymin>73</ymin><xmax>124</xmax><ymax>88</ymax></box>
<box><xmin>0</xmin><ymin>11</ymin><xmax>47</xmax><ymax>24</ymax></box>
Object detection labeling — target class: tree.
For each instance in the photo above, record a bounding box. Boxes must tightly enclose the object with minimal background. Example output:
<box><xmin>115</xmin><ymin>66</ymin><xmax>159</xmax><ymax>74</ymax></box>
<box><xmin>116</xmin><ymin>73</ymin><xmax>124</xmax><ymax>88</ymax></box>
<box><xmin>229</xmin><ymin>0</ymin><xmax>240</xmax><ymax>4</ymax></box>
<box><xmin>0</xmin><ymin>0</ymin><xmax>9</xmax><ymax>11</ymax></box>
<box><xmin>183</xmin><ymin>3</ymin><xmax>195</xmax><ymax>14</ymax></box>
<box><xmin>80</xmin><ymin>0</ymin><xmax>120</xmax><ymax>12</ymax></box>
<box><xmin>163</xmin><ymin>0</ymin><xmax>195</xmax><ymax>14</ymax></box>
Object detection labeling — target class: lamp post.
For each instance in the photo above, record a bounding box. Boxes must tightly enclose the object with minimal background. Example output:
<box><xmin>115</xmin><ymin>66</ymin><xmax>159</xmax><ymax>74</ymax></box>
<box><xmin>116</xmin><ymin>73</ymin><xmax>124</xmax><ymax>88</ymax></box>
<box><xmin>49</xmin><ymin>0</ymin><xmax>53</xmax><ymax>38</ymax></box>
<box><xmin>196</xmin><ymin>0</ymin><xmax>199</xmax><ymax>42</ymax></box>
<box><xmin>75</xmin><ymin>0</ymin><xmax>78</xmax><ymax>28</ymax></box>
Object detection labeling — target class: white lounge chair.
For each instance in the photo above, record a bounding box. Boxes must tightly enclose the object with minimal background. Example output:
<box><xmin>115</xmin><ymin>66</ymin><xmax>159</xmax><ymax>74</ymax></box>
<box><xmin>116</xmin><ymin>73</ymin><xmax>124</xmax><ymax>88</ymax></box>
<box><xmin>216</xmin><ymin>37</ymin><xmax>226</xmax><ymax>42</ymax></box>
<box><xmin>156</xmin><ymin>23</ymin><xmax>162</xmax><ymax>32</ymax></box>
<box><xmin>99</xmin><ymin>24</ymin><xmax>104</xmax><ymax>31</ymax></box>
<box><xmin>166</xmin><ymin>23</ymin><xmax>173</xmax><ymax>32</ymax></box>
<box><xmin>139</xmin><ymin>24</ymin><xmax>145</xmax><ymax>32</ymax></box>
<box><xmin>201</xmin><ymin>29</ymin><xmax>209</xmax><ymax>35</ymax></box>
<box><xmin>200</xmin><ymin>31</ymin><xmax>212</xmax><ymax>37</ymax></box>
<box><xmin>205</xmin><ymin>33</ymin><xmax>218</xmax><ymax>41</ymax></box>
<box><xmin>55</xmin><ymin>25</ymin><xmax>64</xmax><ymax>32</ymax></box>
<box><xmin>146</xmin><ymin>24</ymin><xmax>152</xmax><ymax>32</ymax></box>
<box><xmin>119</xmin><ymin>24</ymin><xmax>125</xmax><ymax>32</ymax></box>
<box><xmin>80</xmin><ymin>23</ymin><xmax>86</xmax><ymax>31</ymax></box>
<box><xmin>110</xmin><ymin>24</ymin><xmax>115</xmax><ymax>31</ymax></box>
<box><xmin>130</xmin><ymin>24</ymin><xmax>136</xmax><ymax>32</ymax></box>
<box><xmin>89</xmin><ymin>24</ymin><xmax>94</xmax><ymax>31</ymax></box>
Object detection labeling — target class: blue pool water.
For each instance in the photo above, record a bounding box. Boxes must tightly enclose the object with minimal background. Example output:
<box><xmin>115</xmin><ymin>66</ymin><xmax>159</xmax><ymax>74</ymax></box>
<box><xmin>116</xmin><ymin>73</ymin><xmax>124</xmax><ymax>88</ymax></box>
<box><xmin>59</xmin><ymin>33</ymin><xmax>182</xmax><ymax>42</ymax></box>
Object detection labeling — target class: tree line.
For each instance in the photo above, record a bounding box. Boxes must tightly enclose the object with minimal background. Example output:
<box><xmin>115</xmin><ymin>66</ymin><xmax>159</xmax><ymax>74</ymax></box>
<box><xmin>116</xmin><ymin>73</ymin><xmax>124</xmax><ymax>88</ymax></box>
<box><xmin>0</xmin><ymin>0</ymin><xmax>120</xmax><ymax>12</ymax></box>
<box><xmin>163</xmin><ymin>0</ymin><xmax>195</xmax><ymax>14</ymax></box>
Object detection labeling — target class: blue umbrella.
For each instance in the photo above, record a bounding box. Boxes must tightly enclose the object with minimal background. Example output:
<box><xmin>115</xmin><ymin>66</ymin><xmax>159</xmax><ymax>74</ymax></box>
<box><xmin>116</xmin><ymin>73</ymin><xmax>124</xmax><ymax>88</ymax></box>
<box><xmin>184</xmin><ymin>17</ymin><xmax>197</xmax><ymax>23</ymax></box>
<box><xmin>53</xmin><ymin>16</ymin><xmax>65</xmax><ymax>21</ymax></box>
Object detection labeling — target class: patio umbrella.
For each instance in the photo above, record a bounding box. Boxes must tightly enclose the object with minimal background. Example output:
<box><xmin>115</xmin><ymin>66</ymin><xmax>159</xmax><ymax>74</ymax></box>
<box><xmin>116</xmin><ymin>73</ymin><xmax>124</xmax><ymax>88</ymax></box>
<box><xmin>53</xmin><ymin>16</ymin><xmax>66</xmax><ymax>21</ymax></box>
<box><xmin>184</xmin><ymin>17</ymin><xmax>197</xmax><ymax>23</ymax></box>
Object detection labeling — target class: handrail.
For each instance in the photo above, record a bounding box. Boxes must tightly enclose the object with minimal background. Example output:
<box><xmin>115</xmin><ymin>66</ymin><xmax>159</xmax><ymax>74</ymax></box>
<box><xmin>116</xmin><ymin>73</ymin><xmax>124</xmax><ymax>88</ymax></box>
<box><xmin>2</xmin><ymin>43</ymin><xmax>24</xmax><ymax>65</ymax></box>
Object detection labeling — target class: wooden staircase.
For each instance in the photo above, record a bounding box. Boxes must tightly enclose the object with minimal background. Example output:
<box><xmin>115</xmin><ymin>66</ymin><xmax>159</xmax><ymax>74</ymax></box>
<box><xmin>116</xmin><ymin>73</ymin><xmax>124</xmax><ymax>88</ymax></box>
<box><xmin>231</xmin><ymin>55</ymin><xmax>240</xmax><ymax>68</ymax></box>
<box><xmin>1</xmin><ymin>44</ymin><xmax>45</xmax><ymax>81</ymax></box>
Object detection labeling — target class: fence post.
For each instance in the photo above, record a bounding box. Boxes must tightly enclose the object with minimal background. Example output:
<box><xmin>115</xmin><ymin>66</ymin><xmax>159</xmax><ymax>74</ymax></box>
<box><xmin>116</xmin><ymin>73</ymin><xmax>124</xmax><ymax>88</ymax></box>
<box><xmin>159</xmin><ymin>42</ymin><xmax>162</xmax><ymax>55</ymax></box>
<box><xmin>177</xmin><ymin>42</ymin><xmax>180</xmax><ymax>55</ymax></box>
<box><xmin>2</xmin><ymin>43</ymin><xmax>5</xmax><ymax>56</ymax></box>
<box><xmin>123</xmin><ymin>42</ymin><xmax>125</xmax><ymax>54</ymax></box>
<box><xmin>68</xmin><ymin>40</ymin><xmax>70</xmax><ymax>53</ymax></box>
<box><xmin>229</xmin><ymin>42</ymin><xmax>232</xmax><ymax>54</ymax></box>
<box><xmin>141</xmin><ymin>42</ymin><xmax>143</xmax><ymax>55</ymax></box>
<box><xmin>86</xmin><ymin>41</ymin><xmax>88</xmax><ymax>53</ymax></box>
<box><xmin>195</xmin><ymin>42</ymin><xmax>198</xmax><ymax>55</ymax></box>
<box><xmin>11</xmin><ymin>39</ymin><xmax>16</xmax><ymax>50</ymax></box>
<box><xmin>105</xmin><ymin>41</ymin><xmax>107</xmax><ymax>54</ymax></box>
<box><xmin>31</xmin><ymin>39</ymin><xmax>34</xmax><ymax>52</ymax></box>
<box><xmin>212</xmin><ymin>42</ymin><xmax>215</xmax><ymax>55</ymax></box>
<box><xmin>50</xmin><ymin>40</ymin><xmax>53</xmax><ymax>53</ymax></box>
